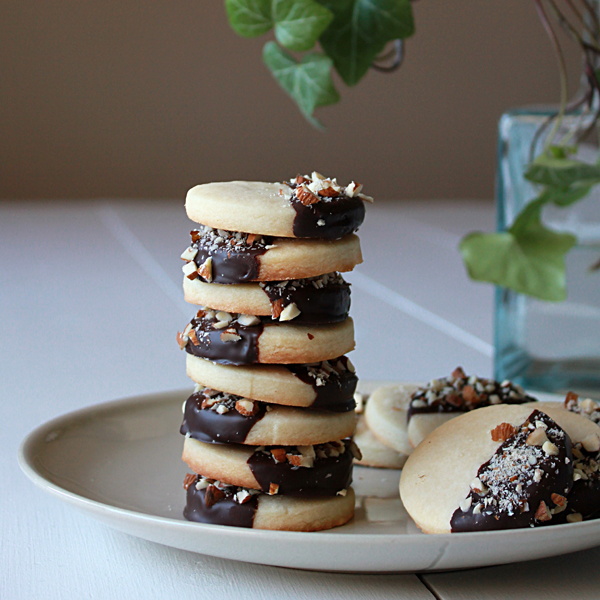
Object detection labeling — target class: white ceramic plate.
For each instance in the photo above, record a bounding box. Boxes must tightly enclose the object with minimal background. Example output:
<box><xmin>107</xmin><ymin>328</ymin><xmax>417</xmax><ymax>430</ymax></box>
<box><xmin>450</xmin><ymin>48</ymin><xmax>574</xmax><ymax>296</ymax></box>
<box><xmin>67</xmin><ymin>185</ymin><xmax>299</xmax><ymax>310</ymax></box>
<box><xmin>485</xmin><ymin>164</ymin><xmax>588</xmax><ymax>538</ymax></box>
<box><xmin>18</xmin><ymin>384</ymin><xmax>600</xmax><ymax>573</ymax></box>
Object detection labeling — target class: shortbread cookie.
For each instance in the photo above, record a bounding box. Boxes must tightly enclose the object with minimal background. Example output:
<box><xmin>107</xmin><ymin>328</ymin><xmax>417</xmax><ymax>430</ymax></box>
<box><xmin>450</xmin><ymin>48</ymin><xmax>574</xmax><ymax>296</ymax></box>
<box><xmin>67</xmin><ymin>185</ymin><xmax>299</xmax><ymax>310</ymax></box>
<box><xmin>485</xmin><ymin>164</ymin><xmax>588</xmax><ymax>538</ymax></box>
<box><xmin>183</xmin><ymin>474</ymin><xmax>355</xmax><ymax>530</ymax></box>
<box><xmin>181</xmin><ymin>227</ymin><xmax>362</xmax><ymax>283</ymax></box>
<box><xmin>400</xmin><ymin>404</ymin><xmax>600</xmax><ymax>534</ymax></box>
<box><xmin>364</xmin><ymin>384</ymin><xmax>419</xmax><ymax>455</ymax></box>
<box><xmin>186</xmin><ymin>354</ymin><xmax>357</xmax><ymax>411</ymax></box>
<box><xmin>178</xmin><ymin>309</ymin><xmax>354</xmax><ymax>365</ymax></box>
<box><xmin>354</xmin><ymin>415</ymin><xmax>408</xmax><ymax>469</ymax></box>
<box><xmin>185</xmin><ymin>174</ymin><xmax>369</xmax><ymax>239</ymax></box>
<box><xmin>181</xmin><ymin>387</ymin><xmax>356</xmax><ymax>446</ymax></box>
<box><xmin>182</xmin><ymin>437</ymin><xmax>357</xmax><ymax>496</ymax></box>
<box><xmin>407</xmin><ymin>368</ymin><xmax>537</xmax><ymax>449</ymax></box>
<box><xmin>183</xmin><ymin>272</ymin><xmax>351</xmax><ymax>324</ymax></box>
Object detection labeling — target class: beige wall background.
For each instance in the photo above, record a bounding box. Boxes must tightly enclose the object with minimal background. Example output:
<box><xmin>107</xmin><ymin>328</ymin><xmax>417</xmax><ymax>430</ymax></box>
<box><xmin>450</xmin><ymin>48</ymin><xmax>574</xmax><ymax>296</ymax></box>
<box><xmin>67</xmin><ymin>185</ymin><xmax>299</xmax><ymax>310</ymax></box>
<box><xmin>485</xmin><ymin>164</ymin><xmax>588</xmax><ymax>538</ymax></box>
<box><xmin>2</xmin><ymin>1</ymin><xmax>581</xmax><ymax>201</ymax></box>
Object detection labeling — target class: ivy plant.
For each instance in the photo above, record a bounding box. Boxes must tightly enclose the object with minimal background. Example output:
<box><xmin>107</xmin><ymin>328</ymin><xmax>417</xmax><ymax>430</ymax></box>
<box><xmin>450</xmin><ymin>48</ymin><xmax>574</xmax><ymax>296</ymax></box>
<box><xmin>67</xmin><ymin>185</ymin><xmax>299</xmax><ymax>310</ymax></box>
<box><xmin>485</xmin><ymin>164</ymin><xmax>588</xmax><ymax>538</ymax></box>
<box><xmin>224</xmin><ymin>0</ymin><xmax>415</xmax><ymax>126</ymax></box>
<box><xmin>460</xmin><ymin>0</ymin><xmax>600</xmax><ymax>302</ymax></box>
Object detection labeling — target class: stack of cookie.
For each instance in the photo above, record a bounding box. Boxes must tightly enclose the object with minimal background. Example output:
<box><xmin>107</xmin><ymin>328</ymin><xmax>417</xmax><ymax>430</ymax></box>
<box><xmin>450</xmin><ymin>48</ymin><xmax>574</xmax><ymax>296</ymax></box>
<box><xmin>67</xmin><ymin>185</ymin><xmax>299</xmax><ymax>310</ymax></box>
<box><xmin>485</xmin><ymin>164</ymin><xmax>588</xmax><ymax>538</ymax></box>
<box><xmin>177</xmin><ymin>173</ymin><xmax>369</xmax><ymax>531</ymax></box>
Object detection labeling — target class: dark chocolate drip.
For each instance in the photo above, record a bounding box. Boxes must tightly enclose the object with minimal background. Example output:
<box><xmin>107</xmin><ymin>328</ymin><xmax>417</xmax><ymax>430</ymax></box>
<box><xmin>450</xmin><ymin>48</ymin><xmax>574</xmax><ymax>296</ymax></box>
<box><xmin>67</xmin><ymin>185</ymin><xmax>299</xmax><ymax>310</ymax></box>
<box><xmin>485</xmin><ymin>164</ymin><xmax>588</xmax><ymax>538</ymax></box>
<box><xmin>407</xmin><ymin>377</ymin><xmax>537</xmax><ymax>422</ymax></box>
<box><xmin>451</xmin><ymin>410</ymin><xmax>573</xmax><ymax>532</ymax></box>
<box><xmin>184</xmin><ymin>479</ymin><xmax>258</xmax><ymax>528</ymax></box>
<box><xmin>181</xmin><ymin>391</ymin><xmax>266</xmax><ymax>444</ymax></box>
<box><xmin>287</xmin><ymin>356</ymin><xmax>357</xmax><ymax>412</ymax></box>
<box><xmin>190</xmin><ymin>228</ymin><xmax>271</xmax><ymax>284</ymax></box>
<box><xmin>562</xmin><ymin>446</ymin><xmax>600</xmax><ymax>521</ymax></box>
<box><xmin>185</xmin><ymin>313</ymin><xmax>264</xmax><ymax>365</ymax></box>
<box><xmin>566</xmin><ymin>477</ymin><xmax>600</xmax><ymax>520</ymax></box>
<box><xmin>290</xmin><ymin>193</ymin><xmax>365</xmax><ymax>239</ymax></box>
<box><xmin>247</xmin><ymin>441</ymin><xmax>353</xmax><ymax>496</ymax></box>
<box><xmin>262</xmin><ymin>274</ymin><xmax>351</xmax><ymax>324</ymax></box>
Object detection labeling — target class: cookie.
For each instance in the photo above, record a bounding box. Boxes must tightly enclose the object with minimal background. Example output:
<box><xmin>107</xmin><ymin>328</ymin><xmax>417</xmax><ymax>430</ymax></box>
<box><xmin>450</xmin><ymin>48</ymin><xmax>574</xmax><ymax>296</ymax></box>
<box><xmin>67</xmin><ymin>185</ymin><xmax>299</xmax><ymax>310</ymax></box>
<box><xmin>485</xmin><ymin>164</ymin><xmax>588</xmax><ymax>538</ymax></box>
<box><xmin>406</xmin><ymin>368</ymin><xmax>537</xmax><ymax>448</ymax></box>
<box><xmin>354</xmin><ymin>415</ymin><xmax>408</xmax><ymax>469</ymax></box>
<box><xmin>182</xmin><ymin>437</ymin><xmax>357</xmax><ymax>496</ymax></box>
<box><xmin>400</xmin><ymin>403</ymin><xmax>600</xmax><ymax>534</ymax></box>
<box><xmin>181</xmin><ymin>387</ymin><xmax>356</xmax><ymax>446</ymax></box>
<box><xmin>186</xmin><ymin>354</ymin><xmax>357</xmax><ymax>411</ymax></box>
<box><xmin>183</xmin><ymin>272</ymin><xmax>351</xmax><ymax>324</ymax></box>
<box><xmin>181</xmin><ymin>227</ymin><xmax>362</xmax><ymax>284</ymax></box>
<box><xmin>178</xmin><ymin>309</ymin><xmax>355</xmax><ymax>365</ymax></box>
<box><xmin>185</xmin><ymin>173</ymin><xmax>369</xmax><ymax>239</ymax></box>
<box><xmin>183</xmin><ymin>474</ymin><xmax>355</xmax><ymax>531</ymax></box>
<box><xmin>364</xmin><ymin>384</ymin><xmax>418</xmax><ymax>455</ymax></box>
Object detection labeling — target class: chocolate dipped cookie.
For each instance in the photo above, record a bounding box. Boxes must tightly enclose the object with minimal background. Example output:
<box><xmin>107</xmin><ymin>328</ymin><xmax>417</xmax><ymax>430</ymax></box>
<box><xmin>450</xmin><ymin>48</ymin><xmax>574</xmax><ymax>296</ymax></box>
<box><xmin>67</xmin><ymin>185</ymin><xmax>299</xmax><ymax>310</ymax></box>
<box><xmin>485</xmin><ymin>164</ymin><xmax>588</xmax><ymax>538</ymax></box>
<box><xmin>181</xmin><ymin>226</ymin><xmax>362</xmax><ymax>284</ymax></box>
<box><xmin>177</xmin><ymin>308</ymin><xmax>355</xmax><ymax>365</ymax></box>
<box><xmin>185</xmin><ymin>173</ymin><xmax>369</xmax><ymax>240</ymax></box>
<box><xmin>183</xmin><ymin>474</ymin><xmax>355</xmax><ymax>531</ymax></box>
<box><xmin>186</xmin><ymin>354</ymin><xmax>357</xmax><ymax>411</ymax></box>
<box><xmin>183</xmin><ymin>272</ymin><xmax>351</xmax><ymax>324</ymax></box>
<box><xmin>182</xmin><ymin>437</ymin><xmax>358</xmax><ymax>496</ymax></box>
<box><xmin>400</xmin><ymin>403</ymin><xmax>600</xmax><ymax>534</ymax></box>
<box><xmin>181</xmin><ymin>387</ymin><xmax>356</xmax><ymax>446</ymax></box>
<box><xmin>406</xmin><ymin>367</ymin><xmax>537</xmax><ymax>449</ymax></box>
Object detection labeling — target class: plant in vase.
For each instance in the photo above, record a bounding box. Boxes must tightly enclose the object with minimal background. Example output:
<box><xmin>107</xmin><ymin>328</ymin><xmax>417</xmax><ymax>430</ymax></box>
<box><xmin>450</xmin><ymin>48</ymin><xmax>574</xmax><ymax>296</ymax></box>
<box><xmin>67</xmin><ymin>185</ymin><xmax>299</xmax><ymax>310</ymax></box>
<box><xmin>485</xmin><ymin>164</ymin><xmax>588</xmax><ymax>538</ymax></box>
<box><xmin>460</xmin><ymin>0</ymin><xmax>600</xmax><ymax>395</ymax></box>
<box><xmin>222</xmin><ymin>1</ymin><xmax>599</xmax><ymax>395</ymax></box>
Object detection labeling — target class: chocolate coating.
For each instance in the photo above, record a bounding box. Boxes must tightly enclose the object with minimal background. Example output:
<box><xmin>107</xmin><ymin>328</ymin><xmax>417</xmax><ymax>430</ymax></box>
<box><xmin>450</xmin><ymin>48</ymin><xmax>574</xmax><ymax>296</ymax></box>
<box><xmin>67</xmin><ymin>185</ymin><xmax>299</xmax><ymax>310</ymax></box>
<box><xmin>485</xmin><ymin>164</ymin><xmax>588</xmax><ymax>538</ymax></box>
<box><xmin>451</xmin><ymin>410</ymin><xmax>573</xmax><ymax>532</ymax></box>
<box><xmin>184</xmin><ymin>479</ymin><xmax>258</xmax><ymax>528</ymax></box>
<box><xmin>561</xmin><ymin>447</ymin><xmax>600</xmax><ymax>521</ymax></box>
<box><xmin>190</xmin><ymin>229</ymin><xmax>270</xmax><ymax>284</ymax></box>
<box><xmin>185</xmin><ymin>314</ymin><xmax>264</xmax><ymax>365</ymax></box>
<box><xmin>567</xmin><ymin>477</ymin><xmax>600</xmax><ymax>520</ymax></box>
<box><xmin>247</xmin><ymin>442</ymin><xmax>353</xmax><ymax>496</ymax></box>
<box><xmin>287</xmin><ymin>357</ymin><xmax>357</xmax><ymax>412</ymax></box>
<box><xmin>290</xmin><ymin>194</ymin><xmax>365</xmax><ymax>239</ymax></box>
<box><xmin>181</xmin><ymin>391</ymin><xmax>267</xmax><ymax>444</ymax></box>
<box><xmin>262</xmin><ymin>275</ymin><xmax>351</xmax><ymax>324</ymax></box>
<box><xmin>407</xmin><ymin>379</ymin><xmax>537</xmax><ymax>422</ymax></box>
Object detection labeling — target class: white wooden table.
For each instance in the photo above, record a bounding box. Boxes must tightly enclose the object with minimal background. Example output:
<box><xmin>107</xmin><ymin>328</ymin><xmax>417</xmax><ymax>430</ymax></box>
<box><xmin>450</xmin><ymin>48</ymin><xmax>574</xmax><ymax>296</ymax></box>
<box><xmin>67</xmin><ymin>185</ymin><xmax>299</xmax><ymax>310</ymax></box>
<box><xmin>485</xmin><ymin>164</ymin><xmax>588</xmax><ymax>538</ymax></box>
<box><xmin>3</xmin><ymin>198</ymin><xmax>599</xmax><ymax>599</ymax></box>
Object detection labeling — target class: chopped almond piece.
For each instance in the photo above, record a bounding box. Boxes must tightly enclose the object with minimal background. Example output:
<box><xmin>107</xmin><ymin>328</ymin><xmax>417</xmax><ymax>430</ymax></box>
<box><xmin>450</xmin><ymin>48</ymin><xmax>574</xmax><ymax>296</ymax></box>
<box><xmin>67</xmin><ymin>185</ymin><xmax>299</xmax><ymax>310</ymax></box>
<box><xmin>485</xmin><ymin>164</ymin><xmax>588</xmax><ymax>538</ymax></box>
<box><xmin>270</xmin><ymin>448</ymin><xmax>286</xmax><ymax>463</ymax></box>
<box><xmin>183</xmin><ymin>473</ymin><xmax>196</xmax><ymax>490</ymax></box>
<box><xmin>204</xmin><ymin>484</ymin><xmax>225</xmax><ymax>507</ymax></box>
<box><xmin>318</xmin><ymin>186</ymin><xmax>339</xmax><ymax>197</ymax></box>
<box><xmin>269</xmin><ymin>483</ymin><xmax>280</xmax><ymax>495</ymax></box>
<box><xmin>235</xmin><ymin>399</ymin><xmax>258</xmax><ymax>417</ymax></box>
<box><xmin>176</xmin><ymin>331</ymin><xmax>187</xmax><ymax>349</ymax></box>
<box><xmin>296</xmin><ymin>184</ymin><xmax>320</xmax><ymax>205</ymax></box>
<box><xmin>535</xmin><ymin>501</ymin><xmax>552</xmax><ymax>522</ymax></box>
<box><xmin>271</xmin><ymin>299</ymin><xmax>284</xmax><ymax>319</ymax></box>
<box><xmin>197</xmin><ymin>257</ymin><xmax>213</xmax><ymax>282</ymax></box>
<box><xmin>452</xmin><ymin>366</ymin><xmax>466</xmax><ymax>379</ymax></box>
<box><xmin>490</xmin><ymin>422</ymin><xmax>518</xmax><ymax>442</ymax></box>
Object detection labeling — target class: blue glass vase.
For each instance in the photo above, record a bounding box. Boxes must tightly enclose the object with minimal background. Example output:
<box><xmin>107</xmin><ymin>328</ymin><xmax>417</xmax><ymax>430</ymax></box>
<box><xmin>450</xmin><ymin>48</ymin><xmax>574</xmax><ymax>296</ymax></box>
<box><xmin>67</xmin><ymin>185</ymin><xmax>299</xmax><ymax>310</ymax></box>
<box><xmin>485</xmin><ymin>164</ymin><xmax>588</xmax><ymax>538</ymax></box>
<box><xmin>495</xmin><ymin>107</ymin><xmax>600</xmax><ymax>397</ymax></box>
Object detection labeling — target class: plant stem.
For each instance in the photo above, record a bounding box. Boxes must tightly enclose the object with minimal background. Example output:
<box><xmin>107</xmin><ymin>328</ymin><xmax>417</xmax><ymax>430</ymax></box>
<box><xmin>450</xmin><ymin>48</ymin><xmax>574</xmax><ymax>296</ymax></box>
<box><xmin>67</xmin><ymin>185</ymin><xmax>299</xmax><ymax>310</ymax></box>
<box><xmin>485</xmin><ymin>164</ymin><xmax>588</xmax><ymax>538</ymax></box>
<box><xmin>534</xmin><ymin>0</ymin><xmax>570</xmax><ymax>152</ymax></box>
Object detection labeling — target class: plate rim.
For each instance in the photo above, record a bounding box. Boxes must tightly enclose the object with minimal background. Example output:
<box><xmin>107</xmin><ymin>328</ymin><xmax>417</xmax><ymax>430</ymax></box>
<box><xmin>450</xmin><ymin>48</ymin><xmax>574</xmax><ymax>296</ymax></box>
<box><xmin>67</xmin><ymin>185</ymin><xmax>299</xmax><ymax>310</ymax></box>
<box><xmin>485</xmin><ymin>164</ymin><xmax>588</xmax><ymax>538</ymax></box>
<box><xmin>18</xmin><ymin>385</ymin><xmax>600</xmax><ymax>572</ymax></box>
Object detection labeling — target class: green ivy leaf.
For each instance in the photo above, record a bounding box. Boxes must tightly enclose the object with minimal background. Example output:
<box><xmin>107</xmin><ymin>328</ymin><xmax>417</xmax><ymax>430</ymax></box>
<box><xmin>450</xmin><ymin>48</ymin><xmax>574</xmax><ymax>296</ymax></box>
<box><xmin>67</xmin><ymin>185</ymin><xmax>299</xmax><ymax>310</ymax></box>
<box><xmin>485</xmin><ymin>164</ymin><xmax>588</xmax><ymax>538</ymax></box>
<box><xmin>225</xmin><ymin>0</ymin><xmax>333</xmax><ymax>52</ymax></box>
<box><xmin>525</xmin><ymin>154</ymin><xmax>600</xmax><ymax>189</ymax></box>
<box><xmin>318</xmin><ymin>0</ymin><xmax>415</xmax><ymax>86</ymax></box>
<box><xmin>273</xmin><ymin>0</ymin><xmax>333</xmax><ymax>52</ymax></box>
<box><xmin>263</xmin><ymin>41</ymin><xmax>340</xmax><ymax>125</ymax></box>
<box><xmin>537</xmin><ymin>184</ymin><xmax>593</xmax><ymax>207</ymax></box>
<box><xmin>225</xmin><ymin>0</ymin><xmax>272</xmax><ymax>38</ymax></box>
<box><xmin>460</xmin><ymin>198</ymin><xmax>577</xmax><ymax>302</ymax></box>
